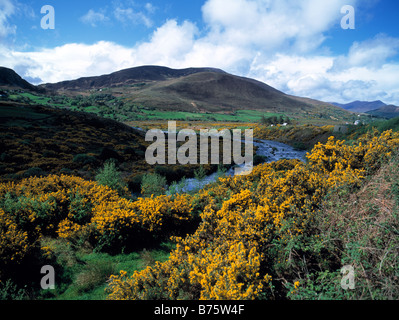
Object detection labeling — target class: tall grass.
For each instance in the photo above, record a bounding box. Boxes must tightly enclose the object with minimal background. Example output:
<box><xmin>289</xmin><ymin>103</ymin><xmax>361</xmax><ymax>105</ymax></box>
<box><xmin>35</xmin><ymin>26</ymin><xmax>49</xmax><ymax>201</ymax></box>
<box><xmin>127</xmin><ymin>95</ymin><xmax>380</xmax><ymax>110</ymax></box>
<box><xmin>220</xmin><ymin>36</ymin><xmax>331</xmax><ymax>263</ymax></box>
<box><xmin>311</xmin><ymin>153</ymin><xmax>399</xmax><ymax>299</ymax></box>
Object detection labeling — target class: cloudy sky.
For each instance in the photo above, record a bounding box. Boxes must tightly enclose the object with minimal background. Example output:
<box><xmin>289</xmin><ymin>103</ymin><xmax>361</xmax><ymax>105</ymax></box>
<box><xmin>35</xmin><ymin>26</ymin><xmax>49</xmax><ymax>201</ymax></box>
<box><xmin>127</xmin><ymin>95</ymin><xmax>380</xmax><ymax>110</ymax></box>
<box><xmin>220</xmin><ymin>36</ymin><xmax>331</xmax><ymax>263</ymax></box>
<box><xmin>1</xmin><ymin>0</ymin><xmax>399</xmax><ymax>104</ymax></box>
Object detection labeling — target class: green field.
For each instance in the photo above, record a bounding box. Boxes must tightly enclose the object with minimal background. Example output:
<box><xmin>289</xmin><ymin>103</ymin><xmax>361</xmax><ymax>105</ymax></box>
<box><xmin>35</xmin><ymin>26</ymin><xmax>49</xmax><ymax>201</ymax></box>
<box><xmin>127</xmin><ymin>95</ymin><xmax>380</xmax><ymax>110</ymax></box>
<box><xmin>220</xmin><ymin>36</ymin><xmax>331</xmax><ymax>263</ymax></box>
<box><xmin>135</xmin><ymin>108</ymin><xmax>284</xmax><ymax>122</ymax></box>
<box><xmin>1</xmin><ymin>90</ymin><xmax>378</xmax><ymax>127</ymax></box>
<box><xmin>2</xmin><ymin>91</ymin><xmax>290</xmax><ymax>123</ymax></box>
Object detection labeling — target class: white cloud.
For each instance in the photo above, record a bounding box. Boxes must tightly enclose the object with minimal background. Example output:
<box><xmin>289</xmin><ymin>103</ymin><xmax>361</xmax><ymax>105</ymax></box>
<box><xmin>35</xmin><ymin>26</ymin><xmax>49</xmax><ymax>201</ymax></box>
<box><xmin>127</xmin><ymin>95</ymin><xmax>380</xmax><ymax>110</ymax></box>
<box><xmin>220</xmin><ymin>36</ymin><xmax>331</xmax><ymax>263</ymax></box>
<box><xmin>247</xmin><ymin>49</ymin><xmax>399</xmax><ymax>104</ymax></box>
<box><xmin>80</xmin><ymin>9</ymin><xmax>109</xmax><ymax>27</ymax></box>
<box><xmin>248</xmin><ymin>53</ymin><xmax>334</xmax><ymax>92</ymax></box>
<box><xmin>131</xmin><ymin>20</ymin><xmax>199</xmax><ymax>67</ymax></box>
<box><xmin>332</xmin><ymin>34</ymin><xmax>399</xmax><ymax>71</ymax></box>
<box><xmin>81</xmin><ymin>4</ymin><xmax>154</xmax><ymax>28</ymax></box>
<box><xmin>1</xmin><ymin>41</ymin><xmax>134</xmax><ymax>83</ymax></box>
<box><xmin>0</xmin><ymin>0</ymin><xmax>17</xmax><ymax>38</ymax></box>
<box><xmin>114</xmin><ymin>7</ymin><xmax>153</xmax><ymax>28</ymax></box>
<box><xmin>201</xmin><ymin>0</ymin><xmax>356</xmax><ymax>53</ymax></box>
<box><xmin>145</xmin><ymin>3</ymin><xmax>156</xmax><ymax>14</ymax></box>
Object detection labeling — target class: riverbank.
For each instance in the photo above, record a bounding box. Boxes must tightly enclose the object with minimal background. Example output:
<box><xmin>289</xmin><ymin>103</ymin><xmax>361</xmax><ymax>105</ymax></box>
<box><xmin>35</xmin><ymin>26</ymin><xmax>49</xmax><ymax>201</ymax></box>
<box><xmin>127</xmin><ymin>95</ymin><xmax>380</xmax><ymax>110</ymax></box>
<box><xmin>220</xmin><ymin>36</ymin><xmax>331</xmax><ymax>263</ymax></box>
<box><xmin>253</xmin><ymin>124</ymin><xmax>335</xmax><ymax>151</ymax></box>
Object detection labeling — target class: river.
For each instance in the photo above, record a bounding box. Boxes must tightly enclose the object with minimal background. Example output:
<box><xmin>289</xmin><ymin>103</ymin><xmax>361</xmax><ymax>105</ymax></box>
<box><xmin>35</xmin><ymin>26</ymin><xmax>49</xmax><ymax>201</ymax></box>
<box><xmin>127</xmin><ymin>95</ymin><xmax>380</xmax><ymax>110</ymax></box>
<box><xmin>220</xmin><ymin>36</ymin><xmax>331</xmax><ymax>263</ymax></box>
<box><xmin>133</xmin><ymin>126</ymin><xmax>307</xmax><ymax>193</ymax></box>
<box><xmin>168</xmin><ymin>138</ymin><xmax>308</xmax><ymax>193</ymax></box>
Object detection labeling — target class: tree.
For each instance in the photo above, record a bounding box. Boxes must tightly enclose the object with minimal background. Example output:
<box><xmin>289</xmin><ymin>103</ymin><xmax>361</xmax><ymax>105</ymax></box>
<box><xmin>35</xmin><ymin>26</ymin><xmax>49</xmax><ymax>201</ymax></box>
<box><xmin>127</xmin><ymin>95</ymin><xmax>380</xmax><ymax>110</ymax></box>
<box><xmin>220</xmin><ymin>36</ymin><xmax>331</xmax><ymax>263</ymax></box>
<box><xmin>194</xmin><ymin>165</ymin><xmax>207</xmax><ymax>181</ymax></box>
<box><xmin>140</xmin><ymin>173</ymin><xmax>167</xmax><ymax>197</ymax></box>
<box><xmin>260</xmin><ymin>115</ymin><xmax>271</xmax><ymax>126</ymax></box>
<box><xmin>95</xmin><ymin>160</ymin><xmax>128</xmax><ymax>196</ymax></box>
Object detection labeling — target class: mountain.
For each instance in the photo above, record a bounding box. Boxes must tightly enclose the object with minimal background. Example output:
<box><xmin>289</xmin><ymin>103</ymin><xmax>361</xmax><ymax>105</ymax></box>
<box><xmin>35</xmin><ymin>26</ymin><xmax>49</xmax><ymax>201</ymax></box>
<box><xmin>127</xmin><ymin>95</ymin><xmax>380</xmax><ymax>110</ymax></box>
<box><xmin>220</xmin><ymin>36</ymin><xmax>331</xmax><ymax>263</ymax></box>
<box><xmin>41</xmin><ymin>65</ymin><xmax>335</xmax><ymax>114</ymax></box>
<box><xmin>41</xmin><ymin>66</ymin><xmax>227</xmax><ymax>91</ymax></box>
<box><xmin>367</xmin><ymin>105</ymin><xmax>399</xmax><ymax>119</ymax></box>
<box><xmin>332</xmin><ymin>100</ymin><xmax>399</xmax><ymax>118</ymax></box>
<box><xmin>0</xmin><ymin>65</ymin><xmax>351</xmax><ymax>119</ymax></box>
<box><xmin>121</xmin><ymin>70</ymin><xmax>310</xmax><ymax>112</ymax></box>
<box><xmin>0</xmin><ymin>67</ymin><xmax>44</xmax><ymax>92</ymax></box>
<box><xmin>331</xmin><ymin>100</ymin><xmax>387</xmax><ymax>113</ymax></box>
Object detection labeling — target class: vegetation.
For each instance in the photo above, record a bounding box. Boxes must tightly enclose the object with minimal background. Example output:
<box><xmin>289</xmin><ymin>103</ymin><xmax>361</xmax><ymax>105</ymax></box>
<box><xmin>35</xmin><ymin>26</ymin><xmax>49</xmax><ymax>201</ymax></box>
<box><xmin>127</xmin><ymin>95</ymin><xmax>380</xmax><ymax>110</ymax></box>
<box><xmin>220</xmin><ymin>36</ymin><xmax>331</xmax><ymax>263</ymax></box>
<box><xmin>253</xmin><ymin>124</ymin><xmax>335</xmax><ymax>150</ymax></box>
<box><xmin>105</xmin><ymin>129</ymin><xmax>399</xmax><ymax>300</ymax></box>
<box><xmin>0</xmin><ymin>103</ymin><xmax>229</xmax><ymax>194</ymax></box>
<box><xmin>2</xmin><ymin>89</ymin><xmax>368</xmax><ymax>125</ymax></box>
<box><xmin>140</xmin><ymin>173</ymin><xmax>167</xmax><ymax>197</ymax></box>
<box><xmin>1</xmin><ymin>125</ymin><xmax>398</xmax><ymax>300</ymax></box>
<box><xmin>2</xmin><ymin>87</ymin><xmax>399</xmax><ymax>300</ymax></box>
<box><xmin>95</xmin><ymin>160</ymin><xmax>128</xmax><ymax>197</ymax></box>
<box><xmin>339</xmin><ymin>116</ymin><xmax>399</xmax><ymax>142</ymax></box>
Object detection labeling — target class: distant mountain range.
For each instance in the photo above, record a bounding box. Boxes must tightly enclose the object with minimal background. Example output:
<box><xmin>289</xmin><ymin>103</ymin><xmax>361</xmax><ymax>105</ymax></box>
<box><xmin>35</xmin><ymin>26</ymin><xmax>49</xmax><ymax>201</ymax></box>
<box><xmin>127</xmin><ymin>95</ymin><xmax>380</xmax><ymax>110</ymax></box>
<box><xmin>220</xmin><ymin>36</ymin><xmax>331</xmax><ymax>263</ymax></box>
<box><xmin>330</xmin><ymin>100</ymin><xmax>387</xmax><ymax>113</ymax></box>
<box><xmin>331</xmin><ymin>100</ymin><xmax>399</xmax><ymax>119</ymax></box>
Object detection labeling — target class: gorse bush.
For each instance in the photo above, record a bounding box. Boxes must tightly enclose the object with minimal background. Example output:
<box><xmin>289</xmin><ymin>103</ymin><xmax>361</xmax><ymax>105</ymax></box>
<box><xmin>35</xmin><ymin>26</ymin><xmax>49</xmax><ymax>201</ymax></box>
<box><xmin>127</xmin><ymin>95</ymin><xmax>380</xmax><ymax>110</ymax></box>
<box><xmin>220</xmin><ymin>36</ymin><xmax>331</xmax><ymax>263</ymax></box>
<box><xmin>0</xmin><ymin>174</ymin><xmax>196</xmax><ymax>281</ymax></box>
<box><xmin>106</xmin><ymin>130</ymin><xmax>399</xmax><ymax>300</ymax></box>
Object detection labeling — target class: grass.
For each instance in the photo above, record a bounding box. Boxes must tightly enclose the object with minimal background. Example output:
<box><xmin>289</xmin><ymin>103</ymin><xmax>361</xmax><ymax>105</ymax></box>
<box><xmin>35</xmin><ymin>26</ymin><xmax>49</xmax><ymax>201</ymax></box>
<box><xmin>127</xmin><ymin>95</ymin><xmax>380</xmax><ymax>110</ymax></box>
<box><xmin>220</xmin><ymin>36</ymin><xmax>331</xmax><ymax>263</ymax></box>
<box><xmin>311</xmin><ymin>153</ymin><xmax>399</xmax><ymax>299</ymax></box>
<box><xmin>2</xmin><ymin>89</ymin><xmax>363</xmax><ymax>125</ymax></box>
<box><xmin>5</xmin><ymin>91</ymin><xmax>275</xmax><ymax>123</ymax></box>
<box><xmin>40</xmin><ymin>239</ymin><xmax>174</xmax><ymax>300</ymax></box>
<box><xmin>0</xmin><ymin>103</ymin><xmax>56</xmax><ymax>127</ymax></box>
<box><xmin>128</xmin><ymin>107</ymin><xmax>285</xmax><ymax>122</ymax></box>
<box><xmin>0</xmin><ymin>104</ymin><xmax>51</xmax><ymax>120</ymax></box>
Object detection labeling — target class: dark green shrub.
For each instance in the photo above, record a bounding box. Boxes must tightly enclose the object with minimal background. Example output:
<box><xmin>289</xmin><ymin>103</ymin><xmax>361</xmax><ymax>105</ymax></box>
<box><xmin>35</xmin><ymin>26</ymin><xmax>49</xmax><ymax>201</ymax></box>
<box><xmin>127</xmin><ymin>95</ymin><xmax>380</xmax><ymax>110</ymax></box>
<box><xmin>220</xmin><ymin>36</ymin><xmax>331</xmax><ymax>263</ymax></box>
<box><xmin>23</xmin><ymin>167</ymin><xmax>45</xmax><ymax>178</ymax></box>
<box><xmin>0</xmin><ymin>279</ymin><xmax>27</xmax><ymax>301</ymax></box>
<box><xmin>72</xmin><ymin>154</ymin><xmax>97</xmax><ymax>166</ymax></box>
<box><xmin>141</xmin><ymin>173</ymin><xmax>167</xmax><ymax>197</ymax></box>
<box><xmin>98</xmin><ymin>147</ymin><xmax>122</xmax><ymax>162</ymax></box>
<box><xmin>95</xmin><ymin>160</ymin><xmax>127</xmax><ymax>196</ymax></box>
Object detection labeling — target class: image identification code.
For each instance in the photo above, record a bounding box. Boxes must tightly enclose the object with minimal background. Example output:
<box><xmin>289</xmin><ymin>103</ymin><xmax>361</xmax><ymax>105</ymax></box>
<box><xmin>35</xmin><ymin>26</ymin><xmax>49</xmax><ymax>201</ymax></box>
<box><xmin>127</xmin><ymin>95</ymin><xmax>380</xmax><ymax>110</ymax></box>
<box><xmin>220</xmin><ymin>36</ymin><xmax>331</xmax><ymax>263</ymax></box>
<box><xmin>154</xmin><ymin>304</ymin><xmax>245</xmax><ymax>317</ymax></box>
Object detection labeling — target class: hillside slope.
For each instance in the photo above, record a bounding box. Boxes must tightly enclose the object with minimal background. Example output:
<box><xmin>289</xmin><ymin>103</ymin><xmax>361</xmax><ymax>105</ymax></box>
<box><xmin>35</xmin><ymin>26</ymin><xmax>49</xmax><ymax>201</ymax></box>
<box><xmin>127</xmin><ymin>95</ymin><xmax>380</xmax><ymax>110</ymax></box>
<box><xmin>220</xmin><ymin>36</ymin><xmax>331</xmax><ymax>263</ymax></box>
<box><xmin>0</xmin><ymin>101</ymin><xmax>225</xmax><ymax>190</ymax></box>
<box><xmin>0</xmin><ymin>67</ymin><xmax>43</xmax><ymax>92</ymax></box>
<box><xmin>367</xmin><ymin>105</ymin><xmax>399</xmax><ymax>119</ymax></box>
<box><xmin>126</xmin><ymin>71</ymin><xmax>310</xmax><ymax>112</ymax></box>
<box><xmin>40</xmin><ymin>65</ymin><xmax>349</xmax><ymax>115</ymax></box>
<box><xmin>0</xmin><ymin>101</ymin><xmax>148</xmax><ymax>183</ymax></box>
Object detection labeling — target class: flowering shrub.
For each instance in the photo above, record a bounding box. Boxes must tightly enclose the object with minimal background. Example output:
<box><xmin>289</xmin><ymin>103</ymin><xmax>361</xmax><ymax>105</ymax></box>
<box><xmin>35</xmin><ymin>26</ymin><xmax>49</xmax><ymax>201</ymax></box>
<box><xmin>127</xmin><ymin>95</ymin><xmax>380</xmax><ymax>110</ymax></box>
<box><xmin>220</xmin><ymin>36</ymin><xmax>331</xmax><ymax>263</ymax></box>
<box><xmin>107</xmin><ymin>130</ymin><xmax>399</xmax><ymax>300</ymax></box>
<box><xmin>0</xmin><ymin>174</ymin><xmax>196</xmax><ymax>280</ymax></box>
<box><xmin>0</xmin><ymin>208</ymin><xmax>30</xmax><ymax>279</ymax></box>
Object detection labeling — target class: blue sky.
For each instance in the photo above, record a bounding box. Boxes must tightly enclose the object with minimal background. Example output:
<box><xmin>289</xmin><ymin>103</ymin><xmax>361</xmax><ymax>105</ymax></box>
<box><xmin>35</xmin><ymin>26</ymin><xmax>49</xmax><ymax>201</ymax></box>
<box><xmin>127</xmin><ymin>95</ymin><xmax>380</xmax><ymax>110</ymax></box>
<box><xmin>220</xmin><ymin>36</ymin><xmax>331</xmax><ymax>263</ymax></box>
<box><xmin>1</xmin><ymin>0</ymin><xmax>399</xmax><ymax>104</ymax></box>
